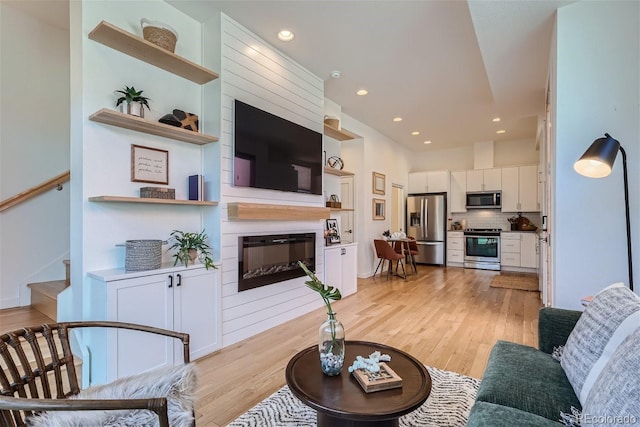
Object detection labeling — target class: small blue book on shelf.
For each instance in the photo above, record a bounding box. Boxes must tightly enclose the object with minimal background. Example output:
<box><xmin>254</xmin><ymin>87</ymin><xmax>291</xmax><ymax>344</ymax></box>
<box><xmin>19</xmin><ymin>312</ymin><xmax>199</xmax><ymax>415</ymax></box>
<box><xmin>188</xmin><ymin>174</ymin><xmax>204</xmax><ymax>201</ymax></box>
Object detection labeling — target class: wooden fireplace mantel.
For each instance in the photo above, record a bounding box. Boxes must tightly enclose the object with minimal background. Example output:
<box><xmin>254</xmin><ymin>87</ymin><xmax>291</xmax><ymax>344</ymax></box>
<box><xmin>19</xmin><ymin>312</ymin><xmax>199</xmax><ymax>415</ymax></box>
<box><xmin>227</xmin><ymin>202</ymin><xmax>331</xmax><ymax>221</ymax></box>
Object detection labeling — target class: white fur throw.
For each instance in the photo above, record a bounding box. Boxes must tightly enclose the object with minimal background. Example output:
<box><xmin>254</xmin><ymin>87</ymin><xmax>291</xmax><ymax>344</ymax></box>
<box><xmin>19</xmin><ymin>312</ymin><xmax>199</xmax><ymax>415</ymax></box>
<box><xmin>27</xmin><ymin>363</ymin><xmax>197</xmax><ymax>427</ymax></box>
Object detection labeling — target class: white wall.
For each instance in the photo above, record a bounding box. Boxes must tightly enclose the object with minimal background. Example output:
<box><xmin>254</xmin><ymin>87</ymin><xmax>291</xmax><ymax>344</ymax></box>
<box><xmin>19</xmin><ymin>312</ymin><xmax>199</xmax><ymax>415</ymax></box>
<box><xmin>213</xmin><ymin>14</ymin><xmax>327</xmax><ymax>347</ymax></box>
<box><xmin>552</xmin><ymin>1</ymin><xmax>639</xmax><ymax>309</ymax></box>
<box><xmin>0</xmin><ymin>3</ymin><xmax>70</xmax><ymax>308</ymax></box>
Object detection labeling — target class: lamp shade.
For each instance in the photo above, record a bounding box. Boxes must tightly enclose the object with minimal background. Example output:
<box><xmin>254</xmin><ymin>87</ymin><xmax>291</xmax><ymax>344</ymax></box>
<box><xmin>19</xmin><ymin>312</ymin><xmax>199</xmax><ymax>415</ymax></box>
<box><xmin>574</xmin><ymin>133</ymin><xmax>621</xmax><ymax>178</ymax></box>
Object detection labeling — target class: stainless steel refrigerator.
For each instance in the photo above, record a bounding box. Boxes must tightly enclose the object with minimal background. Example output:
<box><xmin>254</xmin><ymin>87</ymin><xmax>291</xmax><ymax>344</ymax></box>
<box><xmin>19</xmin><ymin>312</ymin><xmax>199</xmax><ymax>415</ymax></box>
<box><xmin>406</xmin><ymin>193</ymin><xmax>446</xmax><ymax>265</ymax></box>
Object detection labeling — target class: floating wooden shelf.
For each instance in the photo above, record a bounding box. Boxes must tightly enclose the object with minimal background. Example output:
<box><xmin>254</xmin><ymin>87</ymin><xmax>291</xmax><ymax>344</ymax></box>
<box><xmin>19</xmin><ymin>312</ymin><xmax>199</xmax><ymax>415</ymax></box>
<box><xmin>324</xmin><ymin>167</ymin><xmax>354</xmax><ymax>177</ymax></box>
<box><xmin>89</xmin><ymin>109</ymin><xmax>218</xmax><ymax>145</ymax></box>
<box><xmin>324</xmin><ymin>124</ymin><xmax>361</xmax><ymax>141</ymax></box>
<box><xmin>330</xmin><ymin>208</ymin><xmax>355</xmax><ymax>212</ymax></box>
<box><xmin>88</xmin><ymin>20</ymin><xmax>218</xmax><ymax>84</ymax></box>
<box><xmin>89</xmin><ymin>196</ymin><xmax>218</xmax><ymax>206</ymax></box>
<box><xmin>228</xmin><ymin>202</ymin><xmax>330</xmax><ymax>221</ymax></box>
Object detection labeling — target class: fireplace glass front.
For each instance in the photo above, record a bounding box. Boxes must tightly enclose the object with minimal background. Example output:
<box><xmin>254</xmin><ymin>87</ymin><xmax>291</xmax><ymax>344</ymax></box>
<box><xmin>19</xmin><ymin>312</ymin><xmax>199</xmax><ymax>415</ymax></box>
<box><xmin>238</xmin><ymin>233</ymin><xmax>316</xmax><ymax>292</ymax></box>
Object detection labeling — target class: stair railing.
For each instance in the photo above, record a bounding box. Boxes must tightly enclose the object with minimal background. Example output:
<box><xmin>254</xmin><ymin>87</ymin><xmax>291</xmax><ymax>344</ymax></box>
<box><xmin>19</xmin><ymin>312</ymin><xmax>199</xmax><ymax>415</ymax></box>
<box><xmin>0</xmin><ymin>170</ymin><xmax>70</xmax><ymax>212</ymax></box>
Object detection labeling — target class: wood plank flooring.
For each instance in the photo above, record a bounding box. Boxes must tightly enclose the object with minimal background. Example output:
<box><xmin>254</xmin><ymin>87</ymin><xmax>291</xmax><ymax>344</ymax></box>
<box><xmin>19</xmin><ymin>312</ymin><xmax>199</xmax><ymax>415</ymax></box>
<box><xmin>0</xmin><ymin>265</ymin><xmax>542</xmax><ymax>427</ymax></box>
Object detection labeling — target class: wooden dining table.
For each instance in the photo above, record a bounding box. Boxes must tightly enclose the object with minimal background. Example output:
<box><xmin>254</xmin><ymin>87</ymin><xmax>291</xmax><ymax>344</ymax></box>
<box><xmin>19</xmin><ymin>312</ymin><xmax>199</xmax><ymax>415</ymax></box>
<box><xmin>387</xmin><ymin>238</ymin><xmax>418</xmax><ymax>276</ymax></box>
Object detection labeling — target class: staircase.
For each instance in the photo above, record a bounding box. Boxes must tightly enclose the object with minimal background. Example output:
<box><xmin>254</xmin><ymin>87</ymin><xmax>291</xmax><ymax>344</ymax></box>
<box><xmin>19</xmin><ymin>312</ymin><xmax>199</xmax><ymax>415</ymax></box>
<box><xmin>27</xmin><ymin>259</ymin><xmax>69</xmax><ymax>321</ymax></box>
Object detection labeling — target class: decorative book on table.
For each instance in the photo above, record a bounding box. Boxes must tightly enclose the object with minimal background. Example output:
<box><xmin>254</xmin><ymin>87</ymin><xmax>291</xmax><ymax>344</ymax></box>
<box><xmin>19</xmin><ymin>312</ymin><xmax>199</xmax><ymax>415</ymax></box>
<box><xmin>188</xmin><ymin>174</ymin><xmax>204</xmax><ymax>201</ymax></box>
<box><xmin>352</xmin><ymin>362</ymin><xmax>403</xmax><ymax>393</ymax></box>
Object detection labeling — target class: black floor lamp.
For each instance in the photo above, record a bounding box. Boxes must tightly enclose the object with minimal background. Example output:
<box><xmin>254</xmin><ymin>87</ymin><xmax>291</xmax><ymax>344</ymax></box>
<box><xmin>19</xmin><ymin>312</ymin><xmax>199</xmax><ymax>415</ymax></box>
<box><xmin>574</xmin><ymin>133</ymin><xmax>633</xmax><ymax>291</ymax></box>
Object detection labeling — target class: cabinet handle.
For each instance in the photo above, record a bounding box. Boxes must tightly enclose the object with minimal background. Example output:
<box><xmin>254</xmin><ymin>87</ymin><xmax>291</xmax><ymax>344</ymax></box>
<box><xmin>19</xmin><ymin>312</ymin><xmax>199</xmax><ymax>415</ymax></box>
<box><xmin>168</xmin><ymin>275</ymin><xmax>173</xmax><ymax>288</ymax></box>
<box><xmin>176</xmin><ymin>273</ymin><xmax>182</xmax><ymax>287</ymax></box>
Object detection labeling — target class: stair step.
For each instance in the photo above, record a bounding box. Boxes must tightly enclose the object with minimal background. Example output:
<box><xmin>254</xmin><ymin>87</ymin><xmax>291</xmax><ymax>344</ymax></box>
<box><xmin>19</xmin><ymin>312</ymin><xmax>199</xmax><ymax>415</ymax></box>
<box><xmin>27</xmin><ymin>280</ymin><xmax>68</xmax><ymax>321</ymax></box>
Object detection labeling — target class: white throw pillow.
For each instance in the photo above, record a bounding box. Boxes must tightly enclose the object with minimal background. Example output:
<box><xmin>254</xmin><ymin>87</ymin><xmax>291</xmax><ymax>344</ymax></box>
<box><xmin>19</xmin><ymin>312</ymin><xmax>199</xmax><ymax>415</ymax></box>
<box><xmin>27</xmin><ymin>363</ymin><xmax>197</xmax><ymax>427</ymax></box>
<box><xmin>560</xmin><ymin>282</ymin><xmax>640</xmax><ymax>405</ymax></box>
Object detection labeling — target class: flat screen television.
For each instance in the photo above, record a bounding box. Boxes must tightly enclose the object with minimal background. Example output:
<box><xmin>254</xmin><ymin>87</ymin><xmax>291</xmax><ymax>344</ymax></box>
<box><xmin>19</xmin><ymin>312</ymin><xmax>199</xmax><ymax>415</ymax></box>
<box><xmin>233</xmin><ymin>100</ymin><xmax>323</xmax><ymax>195</ymax></box>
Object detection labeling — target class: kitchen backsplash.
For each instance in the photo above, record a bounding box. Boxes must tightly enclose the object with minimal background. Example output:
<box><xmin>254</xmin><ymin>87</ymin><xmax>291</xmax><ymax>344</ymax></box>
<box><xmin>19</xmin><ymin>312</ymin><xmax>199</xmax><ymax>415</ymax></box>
<box><xmin>450</xmin><ymin>210</ymin><xmax>542</xmax><ymax>231</ymax></box>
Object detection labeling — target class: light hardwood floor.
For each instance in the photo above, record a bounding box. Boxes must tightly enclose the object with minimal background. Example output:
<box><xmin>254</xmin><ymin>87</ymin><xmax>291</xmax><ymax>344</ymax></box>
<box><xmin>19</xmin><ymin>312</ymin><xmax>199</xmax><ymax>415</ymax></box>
<box><xmin>0</xmin><ymin>265</ymin><xmax>542</xmax><ymax>427</ymax></box>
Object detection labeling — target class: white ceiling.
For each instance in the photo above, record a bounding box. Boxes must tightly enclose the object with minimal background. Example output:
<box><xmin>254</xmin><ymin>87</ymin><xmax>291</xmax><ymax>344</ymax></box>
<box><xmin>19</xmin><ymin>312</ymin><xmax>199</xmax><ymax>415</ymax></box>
<box><xmin>5</xmin><ymin>0</ymin><xmax>576</xmax><ymax>152</ymax></box>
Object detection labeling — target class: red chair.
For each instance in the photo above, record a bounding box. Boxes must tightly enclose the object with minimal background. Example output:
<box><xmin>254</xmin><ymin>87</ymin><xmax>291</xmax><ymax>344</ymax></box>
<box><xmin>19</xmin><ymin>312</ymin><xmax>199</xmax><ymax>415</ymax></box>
<box><xmin>373</xmin><ymin>239</ymin><xmax>406</xmax><ymax>279</ymax></box>
<box><xmin>394</xmin><ymin>237</ymin><xmax>419</xmax><ymax>274</ymax></box>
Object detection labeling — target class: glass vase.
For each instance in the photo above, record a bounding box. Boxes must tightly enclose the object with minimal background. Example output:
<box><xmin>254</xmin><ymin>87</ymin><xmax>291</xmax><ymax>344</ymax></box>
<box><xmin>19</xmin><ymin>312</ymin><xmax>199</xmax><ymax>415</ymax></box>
<box><xmin>318</xmin><ymin>312</ymin><xmax>345</xmax><ymax>376</ymax></box>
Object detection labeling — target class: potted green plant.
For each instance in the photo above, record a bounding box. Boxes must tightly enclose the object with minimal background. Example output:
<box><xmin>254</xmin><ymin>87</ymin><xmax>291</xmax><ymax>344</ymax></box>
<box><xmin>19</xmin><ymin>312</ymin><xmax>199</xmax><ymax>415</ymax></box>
<box><xmin>115</xmin><ymin>86</ymin><xmax>151</xmax><ymax>118</ymax></box>
<box><xmin>169</xmin><ymin>229</ymin><xmax>216</xmax><ymax>269</ymax></box>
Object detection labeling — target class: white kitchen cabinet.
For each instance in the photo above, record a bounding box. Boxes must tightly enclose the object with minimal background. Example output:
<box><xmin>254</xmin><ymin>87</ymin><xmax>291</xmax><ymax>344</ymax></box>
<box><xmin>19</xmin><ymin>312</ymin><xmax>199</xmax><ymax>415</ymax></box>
<box><xmin>450</xmin><ymin>171</ymin><xmax>467</xmax><ymax>213</ymax></box>
<box><xmin>501</xmin><ymin>166</ymin><xmax>540</xmax><ymax>212</ymax></box>
<box><xmin>408</xmin><ymin>170</ymin><xmax>449</xmax><ymax>194</ymax></box>
<box><xmin>446</xmin><ymin>231</ymin><xmax>464</xmax><ymax>265</ymax></box>
<box><xmin>520</xmin><ymin>233</ymin><xmax>538</xmax><ymax>269</ymax></box>
<box><xmin>88</xmin><ymin>264</ymin><xmax>221</xmax><ymax>383</ymax></box>
<box><xmin>324</xmin><ymin>243</ymin><xmax>357</xmax><ymax>297</ymax></box>
<box><xmin>500</xmin><ymin>232</ymin><xmax>538</xmax><ymax>270</ymax></box>
<box><xmin>466</xmin><ymin>168</ymin><xmax>501</xmax><ymax>192</ymax></box>
<box><xmin>500</xmin><ymin>233</ymin><xmax>521</xmax><ymax>267</ymax></box>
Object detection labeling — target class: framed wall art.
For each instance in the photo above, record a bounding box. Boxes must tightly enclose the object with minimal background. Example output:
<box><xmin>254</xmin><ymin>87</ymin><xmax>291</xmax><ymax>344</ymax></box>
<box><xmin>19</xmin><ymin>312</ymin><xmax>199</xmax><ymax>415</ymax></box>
<box><xmin>131</xmin><ymin>144</ymin><xmax>169</xmax><ymax>184</ymax></box>
<box><xmin>373</xmin><ymin>198</ymin><xmax>386</xmax><ymax>220</ymax></box>
<box><xmin>373</xmin><ymin>172</ymin><xmax>385</xmax><ymax>195</ymax></box>
<box><xmin>326</xmin><ymin>218</ymin><xmax>341</xmax><ymax>244</ymax></box>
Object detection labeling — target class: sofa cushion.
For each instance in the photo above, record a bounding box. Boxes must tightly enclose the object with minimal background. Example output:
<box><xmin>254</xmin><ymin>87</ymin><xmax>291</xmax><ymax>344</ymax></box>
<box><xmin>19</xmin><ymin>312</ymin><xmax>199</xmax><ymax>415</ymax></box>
<box><xmin>581</xmin><ymin>327</ymin><xmax>640</xmax><ymax>424</ymax></box>
<box><xmin>467</xmin><ymin>401</ymin><xmax>563</xmax><ymax>427</ymax></box>
<box><xmin>560</xmin><ymin>282</ymin><xmax>640</xmax><ymax>405</ymax></box>
<box><xmin>475</xmin><ymin>340</ymin><xmax>580</xmax><ymax>422</ymax></box>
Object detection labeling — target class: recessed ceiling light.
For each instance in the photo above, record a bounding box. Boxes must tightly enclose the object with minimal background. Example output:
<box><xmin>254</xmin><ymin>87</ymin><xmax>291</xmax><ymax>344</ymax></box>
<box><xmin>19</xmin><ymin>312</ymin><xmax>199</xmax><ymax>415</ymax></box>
<box><xmin>393</xmin><ymin>117</ymin><xmax>403</xmax><ymax>122</ymax></box>
<box><xmin>492</xmin><ymin>117</ymin><xmax>501</xmax><ymax>122</ymax></box>
<box><xmin>330</xmin><ymin>70</ymin><xmax>341</xmax><ymax>79</ymax></box>
<box><xmin>411</xmin><ymin>131</ymin><xmax>420</xmax><ymax>136</ymax></box>
<box><xmin>356</xmin><ymin>89</ymin><xmax>368</xmax><ymax>96</ymax></box>
<box><xmin>496</xmin><ymin>129</ymin><xmax>506</xmax><ymax>134</ymax></box>
<box><xmin>423</xmin><ymin>140</ymin><xmax>432</xmax><ymax>144</ymax></box>
<box><xmin>277</xmin><ymin>30</ymin><xmax>294</xmax><ymax>41</ymax></box>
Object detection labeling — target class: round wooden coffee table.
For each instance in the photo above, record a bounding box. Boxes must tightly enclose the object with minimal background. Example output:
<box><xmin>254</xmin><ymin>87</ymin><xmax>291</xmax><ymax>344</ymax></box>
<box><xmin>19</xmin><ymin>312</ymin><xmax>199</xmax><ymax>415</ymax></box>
<box><xmin>285</xmin><ymin>340</ymin><xmax>432</xmax><ymax>427</ymax></box>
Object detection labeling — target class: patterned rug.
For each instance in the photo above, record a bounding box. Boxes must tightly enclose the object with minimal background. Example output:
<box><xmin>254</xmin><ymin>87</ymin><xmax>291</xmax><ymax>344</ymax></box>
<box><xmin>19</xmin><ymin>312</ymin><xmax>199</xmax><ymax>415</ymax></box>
<box><xmin>227</xmin><ymin>366</ymin><xmax>480</xmax><ymax>427</ymax></box>
<box><xmin>490</xmin><ymin>273</ymin><xmax>539</xmax><ymax>291</ymax></box>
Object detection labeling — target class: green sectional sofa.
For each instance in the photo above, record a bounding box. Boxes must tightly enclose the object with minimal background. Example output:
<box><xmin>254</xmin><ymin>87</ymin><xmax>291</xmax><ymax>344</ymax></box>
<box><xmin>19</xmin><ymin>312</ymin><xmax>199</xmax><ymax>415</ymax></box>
<box><xmin>467</xmin><ymin>307</ymin><xmax>583</xmax><ymax>426</ymax></box>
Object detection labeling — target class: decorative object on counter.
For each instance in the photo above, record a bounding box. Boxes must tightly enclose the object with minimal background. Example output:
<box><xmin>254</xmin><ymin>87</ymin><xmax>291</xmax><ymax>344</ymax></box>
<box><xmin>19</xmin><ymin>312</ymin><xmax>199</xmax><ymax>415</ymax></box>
<box><xmin>507</xmin><ymin>216</ymin><xmax>518</xmax><ymax>230</ymax></box>
<box><xmin>168</xmin><ymin>229</ymin><xmax>216</xmax><ymax>269</ymax></box>
<box><xmin>140</xmin><ymin>18</ymin><xmax>178</xmax><ymax>53</ymax></box>
<box><xmin>373</xmin><ymin>198</ymin><xmax>385</xmax><ymax>220</ymax></box>
<box><xmin>298</xmin><ymin>261</ymin><xmax>344</xmax><ymax>376</ymax></box>
<box><xmin>347</xmin><ymin>351</ymin><xmax>391</xmax><ymax>373</ymax></box>
<box><xmin>327</xmin><ymin>155</ymin><xmax>344</xmax><ymax>170</ymax></box>
<box><xmin>158</xmin><ymin>113</ymin><xmax>182</xmax><ymax>127</ymax></box>
<box><xmin>188</xmin><ymin>174</ymin><xmax>204</xmax><ymax>201</ymax></box>
<box><xmin>173</xmin><ymin>109</ymin><xmax>199</xmax><ymax>132</ymax></box>
<box><xmin>140</xmin><ymin>186</ymin><xmax>175</xmax><ymax>199</ymax></box>
<box><xmin>451</xmin><ymin>221</ymin><xmax>463</xmax><ymax>230</ymax></box>
<box><xmin>131</xmin><ymin>144</ymin><xmax>168</xmax><ymax>184</ymax></box>
<box><xmin>324</xmin><ymin>115</ymin><xmax>340</xmax><ymax>129</ymax></box>
<box><xmin>118</xmin><ymin>239</ymin><xmax>165</xmax><ymax>271</ymax></box>
<box><xmin>372</xmin><ymin>172</ymin><xmax>385</xmax><ymax>195</ymax></box>
<box><xmin>460</xmin><ymin>218</ymin><xmax>467</xmax><ymax>230</ymax></box>
<box><xmin>325</xmin><ymin>218</ymin><xmax>340</xmax><ymax>244</ymax></box>
<box><xmin>115</xmin><ymin>86</ymin><xmax>150</xmax><ymax>118</ymax></box>
<box><xmin>325</xmin><ymin>194</ymin><xmax>341</xmax><ymax>208</ymax></box>
<box><xmin>512</xmin><ymin>212</ymin><xmax>537</xmax><ymax>231</ymax></box>
<box><xmin>574</xmin><ymin>132</ymin><xmax>633</xmax><ymax>291</ymax></box>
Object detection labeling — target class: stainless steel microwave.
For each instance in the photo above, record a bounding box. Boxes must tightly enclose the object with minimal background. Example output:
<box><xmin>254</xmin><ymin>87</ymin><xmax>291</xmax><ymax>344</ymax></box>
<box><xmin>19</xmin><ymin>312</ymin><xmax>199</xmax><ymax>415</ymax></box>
<box><xmin>466</xmin><ymin>191</ymin><xmax>501</xmax><ymax>209</ymax></box>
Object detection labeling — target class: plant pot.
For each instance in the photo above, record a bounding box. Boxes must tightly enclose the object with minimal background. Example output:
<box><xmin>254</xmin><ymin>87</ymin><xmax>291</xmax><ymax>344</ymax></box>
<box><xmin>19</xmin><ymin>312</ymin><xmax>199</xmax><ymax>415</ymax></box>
<box><xmin>188</xmin><ymin>248</ymin><xmax>198</xmax><ymax>264</ymax></box>
<box><xmin>119</xmin><ymin>102</ymin><xmax>144</xmax><ymax>118</ymax></box>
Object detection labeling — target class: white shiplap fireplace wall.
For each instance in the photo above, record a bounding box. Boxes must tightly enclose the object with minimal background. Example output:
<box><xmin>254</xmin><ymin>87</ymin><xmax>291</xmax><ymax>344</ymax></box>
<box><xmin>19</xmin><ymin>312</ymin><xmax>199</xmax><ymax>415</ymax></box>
<box><xmin>215</xmin><ymin>15</ymin><xmax>327</xmax><ymax>346</ymax></box>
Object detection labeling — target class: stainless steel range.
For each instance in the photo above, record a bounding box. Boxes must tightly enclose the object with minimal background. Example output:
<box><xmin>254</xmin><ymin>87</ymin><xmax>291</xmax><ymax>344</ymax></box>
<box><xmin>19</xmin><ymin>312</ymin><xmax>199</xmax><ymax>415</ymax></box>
<box><xmin>463</xmin><ymin>229</ymin><xmax>501</xmax><ymax>271</ymax></box>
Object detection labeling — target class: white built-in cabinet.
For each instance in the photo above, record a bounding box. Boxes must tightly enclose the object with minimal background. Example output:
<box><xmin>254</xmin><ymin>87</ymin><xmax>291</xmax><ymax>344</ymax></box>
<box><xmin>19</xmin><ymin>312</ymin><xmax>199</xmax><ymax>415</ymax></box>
<box><xmin>408</xmin><ymin>170</ymin><xmax>450</xmax><ymax>194</ymax></box>
<box><xmin>450</xmin><ymin>171</ymin><xmax>467</xmax><ymax>213</ymax></box>
<box><xmin>446</xmin><ymin>231</ymin><xmax>464</xmax><ymax>265</ymax></box>
<box><xmin>324</xmin><ymin>243</ymin><xmax>358</xmax><ymax>297</ymax></box>
<box><xmin>500</xmin><ymin>232</ymin><xmax>538</xmax><ymax>270</ymax></box>
<box><xmin>88</xmin><ymin>264</ymin><xmax>221</xmax><ymax>382</ymax></box>
<box><xmin>466</xmin><ymin>168</ymin><xmax>501</xmax><ymax>192</ymax></box>
<box><xmin>501</xmin><ymin>165</ymin><xmax>539</xmax><ymax>212</ymax></box>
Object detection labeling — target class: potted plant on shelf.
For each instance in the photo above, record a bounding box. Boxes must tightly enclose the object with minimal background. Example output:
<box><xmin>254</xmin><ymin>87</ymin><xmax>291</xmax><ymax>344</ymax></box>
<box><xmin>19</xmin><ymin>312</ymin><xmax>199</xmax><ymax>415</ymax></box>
<box><xmin>115</xmin><ymin>86</ymin><xmax>151</xmax><ymax>118</ymax></box>
<box><xmin>169</xmin><ymin>229</ymin><xmax>216</xmax><ymax>269</ymax></box>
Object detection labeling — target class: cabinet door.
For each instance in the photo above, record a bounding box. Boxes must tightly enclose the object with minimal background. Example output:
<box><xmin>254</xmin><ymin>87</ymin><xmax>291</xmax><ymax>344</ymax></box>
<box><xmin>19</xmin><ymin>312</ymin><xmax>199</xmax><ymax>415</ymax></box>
<box><xmin>466</xmin><ymin>170</ymin><xmax>484</xmax><ymax>192</ymax></box>
<box><xmin>341</xmin><ymin>245</ymin><xmax>358</xmax><ymax>297</ymax></box>
<box><xmin>483</xmin><ymin>168</ymin><xmax>502</xmax><ymax>191</ymax></box>
<box><xmin>501</xmin><ymin>167</ymin><xmax>519</xmax><ymax>212</ymax></box>
<box><xmin>426</xmin><ymin>171</ymin><xmax>450</xmax><ymax>193</ymax></box>
<box><xmin>324</xmin><ymin>247</ymin><xmax>343</xmax><ymax>291</ymax></box>
<box><xmin>174</xmin><ymin>267</ymin><xmax>221</xmax><ymax>361</ymax></box>
<box><xmin>408</xmin><ymin>172</ymin><xmax>428</xmax><ymax>194</ymax></box>
<box><xmin>518</xmin><ymin>165</ymin><xmax>539</xmax><ymax>212</ymax></box>
<box><xmin>450</xmin><ymin>171</ymin><xmax>467</xmax><ymax>213</ymax></box>
<box><xmin>520</xmin><ymin>233</ymin><xmax>538</xmax><ymax>269</ymax></box>
<box><xmin>107</xmin><ymin>273</ymin><xmax>174</xmax><ymax>380</ymax></box>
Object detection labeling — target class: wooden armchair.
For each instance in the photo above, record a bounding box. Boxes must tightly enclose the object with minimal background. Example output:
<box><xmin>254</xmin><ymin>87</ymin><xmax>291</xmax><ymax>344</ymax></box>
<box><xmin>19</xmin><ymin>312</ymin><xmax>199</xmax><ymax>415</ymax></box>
<box><xmin>0</xmin><ymin>321</ymin><xmax>193</xmax><ymax>427</ymax></box>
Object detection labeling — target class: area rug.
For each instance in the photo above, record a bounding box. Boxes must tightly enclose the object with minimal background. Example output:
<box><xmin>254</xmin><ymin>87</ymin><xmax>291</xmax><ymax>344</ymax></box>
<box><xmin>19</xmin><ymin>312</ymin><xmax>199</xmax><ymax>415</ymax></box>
<box><xmin>490</xmin><ymin>273</ymin><xmax>539</xmax><ymax>291</ymax></box>
<box><xmin>227</xmin><ymin>366</ymin><xmax>480</xmax><ymax>427</ymax></box>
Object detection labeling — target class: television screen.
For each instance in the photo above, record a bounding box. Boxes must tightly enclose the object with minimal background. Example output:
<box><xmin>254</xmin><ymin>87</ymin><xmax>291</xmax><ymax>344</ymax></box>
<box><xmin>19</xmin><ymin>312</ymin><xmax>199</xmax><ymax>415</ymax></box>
<box><xmin>234</xmin><ymin>100</ymin><xmax>323</xmax><ymax>195</ymax></box>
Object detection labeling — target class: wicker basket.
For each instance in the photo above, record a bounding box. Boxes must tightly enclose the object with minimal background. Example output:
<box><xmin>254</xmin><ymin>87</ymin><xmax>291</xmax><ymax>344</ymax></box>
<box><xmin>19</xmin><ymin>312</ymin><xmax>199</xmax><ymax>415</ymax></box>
<box><xmin>121</xmin><ymin>240</ymin><xmax>164</xmax><ymax>271</ymax></box>
<box><xmin>141</xmin><ymin>18</ymin><xmax>178</xmax><ymax>53</ymax></box>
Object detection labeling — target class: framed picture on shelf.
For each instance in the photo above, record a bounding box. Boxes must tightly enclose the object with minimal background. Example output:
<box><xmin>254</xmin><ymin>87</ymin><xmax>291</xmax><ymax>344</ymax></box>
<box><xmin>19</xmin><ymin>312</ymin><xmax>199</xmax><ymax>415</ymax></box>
<box><xmin>373</xmin><ymin>198</ymin><xmax>385</xmax><ymax>220</ymax></box>
<box><xmin>326</xmin><ymin>218</ymin><xmax>341</xmax><ymax>244</ymax></box>
<box><xmin>373</xmin><ymin>172</ymin><xmax>385</xmax><ymax>195</ymax></box>
<box><xmin>131</xmin><ymin>144</ymin><xmax>169</xmax><ymax>184</ymax></box>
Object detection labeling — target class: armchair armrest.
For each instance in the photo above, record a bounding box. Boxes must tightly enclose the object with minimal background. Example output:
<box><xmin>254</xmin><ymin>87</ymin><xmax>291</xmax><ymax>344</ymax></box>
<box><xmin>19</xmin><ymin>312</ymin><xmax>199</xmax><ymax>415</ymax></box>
<box><xmin>538</xmin><ymin>307</ymin><xmax>582</xmax><ymax>354</ymax></box>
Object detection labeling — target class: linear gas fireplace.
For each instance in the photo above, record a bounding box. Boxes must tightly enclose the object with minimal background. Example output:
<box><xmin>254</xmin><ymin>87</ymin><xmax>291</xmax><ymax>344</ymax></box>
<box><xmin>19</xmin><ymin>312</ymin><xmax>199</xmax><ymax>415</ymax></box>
<box><xmin>238</xmin><ymin>233</ymin><xmax>316</xmax><ymax>292</ymax></box>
